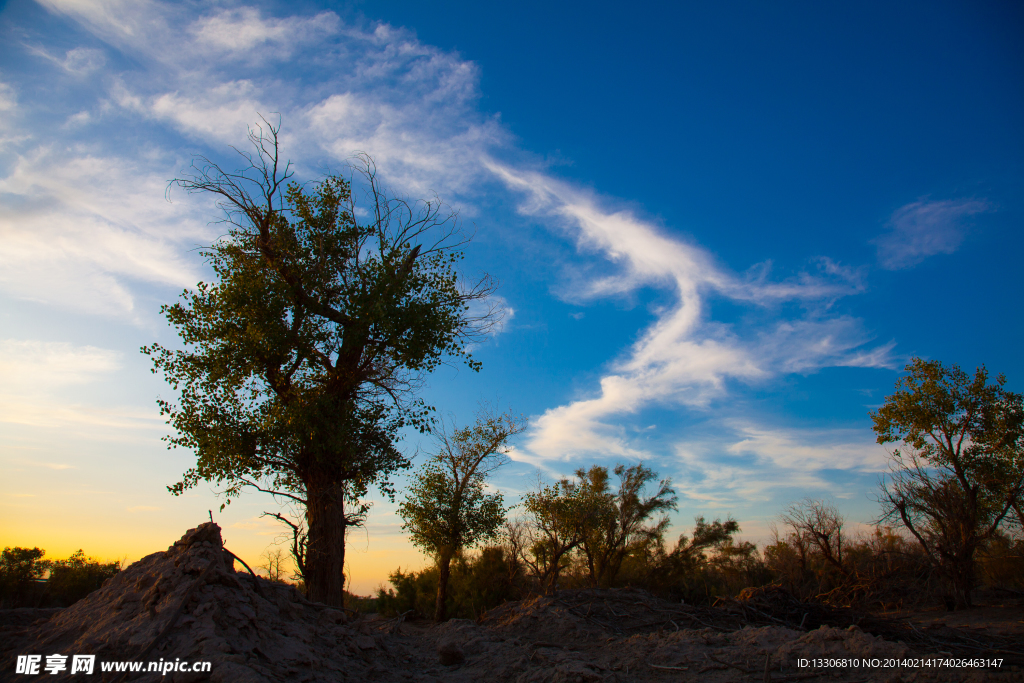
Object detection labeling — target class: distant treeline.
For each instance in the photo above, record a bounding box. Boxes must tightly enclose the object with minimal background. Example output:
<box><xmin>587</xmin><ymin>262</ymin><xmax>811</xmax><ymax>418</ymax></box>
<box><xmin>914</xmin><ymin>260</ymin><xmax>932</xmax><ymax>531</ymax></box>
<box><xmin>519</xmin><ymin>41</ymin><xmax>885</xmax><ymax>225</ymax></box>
<box><xmin>0</xmin><ymin>547</ymin><xmax>121</xmax><ymax>608</ymax></box>
<box><xmin>375</xmin><ymin>497</ymin><xmax>1024</xmax><ymax>620</ymax></box>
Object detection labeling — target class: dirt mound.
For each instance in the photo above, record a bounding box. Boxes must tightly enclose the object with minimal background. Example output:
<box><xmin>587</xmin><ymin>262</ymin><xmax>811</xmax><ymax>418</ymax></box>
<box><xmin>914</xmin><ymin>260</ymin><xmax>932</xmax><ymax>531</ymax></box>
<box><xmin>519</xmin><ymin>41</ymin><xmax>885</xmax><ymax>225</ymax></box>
<box><xmin>459</xmin><ymin>588</ymin><xmax>1013</xmax><ymax>682</ymax></box>
<box><xmin>2</xmin><ymin>523</ymin><xmax>390</xmax><ymax>682</ymax></box>
<box><xmin>423</xmin><ymin>607</ymin><xmax>916</xmax><ymax>683</ymax></box>
<box><xmin>481</xmin><ymin>587</ymin><xmax>744</xmax><ymax>640</ymax></box>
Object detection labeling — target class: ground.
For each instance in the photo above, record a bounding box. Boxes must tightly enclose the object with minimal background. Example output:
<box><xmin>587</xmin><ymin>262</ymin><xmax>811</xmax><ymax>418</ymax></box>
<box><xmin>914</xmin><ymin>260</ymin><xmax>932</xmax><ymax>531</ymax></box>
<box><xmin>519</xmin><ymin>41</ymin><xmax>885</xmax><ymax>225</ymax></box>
<box><xmin>2</xmin><ymin>525</ymin><xmax>1022</xmax><ymax>682</ymax></box>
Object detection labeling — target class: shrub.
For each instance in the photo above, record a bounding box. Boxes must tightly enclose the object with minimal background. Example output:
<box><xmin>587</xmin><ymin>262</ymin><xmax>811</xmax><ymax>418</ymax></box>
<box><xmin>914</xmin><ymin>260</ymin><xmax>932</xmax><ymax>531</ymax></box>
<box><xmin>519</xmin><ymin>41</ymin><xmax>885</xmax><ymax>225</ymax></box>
<box><xmin>47</xmin><ymin>550</ymin><xmax>121</xmax><ymax>607</ymax></box>
<box><xmin>0</xmin><ymin>547</ymin><xmax>120</xmax><ymax>608</ymax></box>
<box><xmin>377</xmin><ymin>546</ymin><xmax>522</xmax><ymax>619</ymax></box>
<box><xmin>977</xmin><ymin>533</ymin><xmax>1024</xmax><ymax>591</ymax></box>
<box><xmin>0</xmin><ymin>547</ymin><xmax>48</xmax><ymax>608</ymax></box>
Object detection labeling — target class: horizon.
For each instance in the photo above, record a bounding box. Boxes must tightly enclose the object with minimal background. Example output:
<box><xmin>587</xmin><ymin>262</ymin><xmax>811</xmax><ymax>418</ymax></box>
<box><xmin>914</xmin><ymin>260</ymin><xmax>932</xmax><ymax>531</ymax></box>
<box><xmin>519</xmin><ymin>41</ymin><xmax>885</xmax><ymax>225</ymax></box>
<box><xmin>1</xmin><ymin>0</ymin><xmax>1022</xmax><ymax>595</ymax></box>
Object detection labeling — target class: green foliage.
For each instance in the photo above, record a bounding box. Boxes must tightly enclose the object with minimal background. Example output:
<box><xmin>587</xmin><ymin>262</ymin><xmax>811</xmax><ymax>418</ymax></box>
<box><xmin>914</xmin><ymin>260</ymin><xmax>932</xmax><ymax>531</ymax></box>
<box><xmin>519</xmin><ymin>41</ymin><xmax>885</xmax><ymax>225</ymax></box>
<box><xmin>576</xmin><ymin>463</ymin><xmax>677</xmax><ymax>587</ymax></box>
<box><xmin>976</xmin><ymin>533</ymin><xmax>1024</xmax><ymax>591</ymax></box>
<box><xmin>871</xmin><ymin>358</ymin><xmax>1024</xmax><ymax>608</ymax></box>
<box><xmin>399</xmin><ymin>411</ymin><xmax>524</xmax><ymax>559</ymax></box>
<box><xmin>342</xmin><ymin>591</ymin><xmax>378</xmax><ymax>613</ymax></box>
<box><xmin>145</xmin><ymin>165</ymin><xmax>451</xmax><ymax>506</ymax></box>
<box><xmin>377</xmin><ymin>565</ymin><xmax>438</xmax><ymax>618</ymax></box>
<box><xmin>632</xmin><ymin>517</ymin><xmax>756</xmax><ymax>604</ymax></box>
<box><xmin>400</xmin><ymin>463</ymin><xmax>506</xmax><ymax>555</ymax></box>
<box><xmin>519</xmin><ymin>476</ymin><xmax>600</xmax><ymax>591</ymax></box>
<box><xmin>512</xmin><ymin>464</ymin><xmax>677</xmax><ymax>593</ymax></box>
<box><xmin>764</xmin><ymin>502</ymin><xmax>939</xmax><ymax>610</ymax></box>
<box><xmin>398</xmin><ymin>408</ymin><xmax>524</xmax><ymax>619</ymax></box>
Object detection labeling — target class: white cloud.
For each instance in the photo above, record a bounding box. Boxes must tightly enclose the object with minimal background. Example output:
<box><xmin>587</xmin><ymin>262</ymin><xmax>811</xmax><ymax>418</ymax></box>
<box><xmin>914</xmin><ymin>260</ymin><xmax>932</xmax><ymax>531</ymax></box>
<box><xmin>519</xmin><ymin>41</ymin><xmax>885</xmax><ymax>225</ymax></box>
<box><xmin>63</xmin><ymin>110</ymin><xmax>91</xmax><ymax>127</ymax></box>
<box><xmin>723</xmin><ymin>421</ymin><xmax>888</xmax><ymax>473</ymax></box>
<box><xmin>757</xmin><ymin>317</ymin><xmax>898</xmax><ymax>374</ymax></box>
<box><xmin>873</xmin><ymin>198</ymin><xmax>989</xmax><ymax>270</ymax></box>
<box><xmin>667</xmin><ymin>421</ymin><xmax>889</xmax><ymax>507</ymax></box>
<box><xmin>62</xmin><ymin>47</ymin><xmax>106</xmax><ymax>74</ymax></box>
<box><xmin>189</xmin><ymin>7</ymin><xmax>340</xmax><ymax>56</ymax></box>
<box><xmin>36</xmin><ymin>0</ymin><xmax>170</xmax><ymax>56</ymax></box>
<box><xmin>0</xmin><ymin>339</ymin><xmax>120</xmax><ymax>390</ymax></box>
<box><xmin>0</xmin><ymin>149</ymin><xmax>210</xmax><ymax>317</ymax></box>
<box><xmin>23</xmin><ymin>44</ymin><xmax>106</xmax><ymax>75</ymax></box>
<box><xmin>0</xmin><ymin>340</ymin><xmax>162</xmax><ymax>435</ymax></box>
<box><xmin>0</xmin><ymin>398</ymin><xmax>162</xmax><ymax>433</ymax></box>
<box><xmin>9</xmin><ymin>2</ymin><xmax>513</xmax><ymax>326</ymax></box>
<box><xmin>490</xmin><ymin>164</ymin><xmax>892</xmax><ymax>464</ymax></box>
<box><xmin>0</xmin><ymin>82</ymin><xmax>15</xmax><ymax>111</ymax></box>
<box><xmin>67</xmin><ymin>3</ymin><xmax>508</xmax><ymax>202</ymax></box>
<box><xmin>146</xmin><ymin>81</ymin><xmax>272</xmax><ymax>144</ymax></box>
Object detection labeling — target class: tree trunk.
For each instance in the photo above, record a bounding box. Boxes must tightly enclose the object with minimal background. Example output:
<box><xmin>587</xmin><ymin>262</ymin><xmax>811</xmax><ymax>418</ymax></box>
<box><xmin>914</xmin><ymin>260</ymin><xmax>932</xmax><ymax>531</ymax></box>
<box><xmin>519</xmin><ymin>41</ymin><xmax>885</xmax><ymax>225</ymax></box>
<box><xmin>583</xmin><ymin>542</ymin><xmax>598</xmax><ymax>588</ymax></box>
<box><xmin>435</xmin><ymin>551</ymin><xmax>453</xmax><ymax>622</ymax></box>
<box><xmin>305</xmin><ymin>480</ymin><xmax>347</xmax><ymax>607</ymax></box>
<box><xmin>945</xmin><ymin>555</ymin><xmax>975</xmax><ymax>611</ymax></box>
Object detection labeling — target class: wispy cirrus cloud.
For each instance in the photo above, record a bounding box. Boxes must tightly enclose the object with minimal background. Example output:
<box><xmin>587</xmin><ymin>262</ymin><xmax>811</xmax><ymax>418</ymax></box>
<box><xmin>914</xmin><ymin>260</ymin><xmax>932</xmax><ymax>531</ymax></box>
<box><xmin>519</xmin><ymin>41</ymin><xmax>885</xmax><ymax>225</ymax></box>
<box><xmin>188</xmin><ymin>7</ymin><xmax>340</xmax><ymax>57</ymax></box>
<box><xmin>487</xmin><ymin>165</ymin><xmax>893</xmax><ymax>465</ymax></box>
<box><xmin>23</xmin><ymin>45</ymin><xmax>106</xmax><ymax>75</ymax></box>
<box><xmin>0</xmin><ymin>339</ymin><xmax>120</xmax><ymax>390</ymax></box>
<box><xmin>0</xmin><ymin>339</ymin><xmax>161</xmax><ymax>435</ymax></box>
<box><xmin>873</xmin><ymin>198</ymin><xmax>989</xmax><ymax>270</ymax></box>
<box><xmin>0</xmin><ymin>149</ymin><xmax>210</xmax><ymax>318</ymax></box>
<box><xmin>670</xmin><ymin>421</ymin><xmax>889</xmax><ymax>507</ymax></box>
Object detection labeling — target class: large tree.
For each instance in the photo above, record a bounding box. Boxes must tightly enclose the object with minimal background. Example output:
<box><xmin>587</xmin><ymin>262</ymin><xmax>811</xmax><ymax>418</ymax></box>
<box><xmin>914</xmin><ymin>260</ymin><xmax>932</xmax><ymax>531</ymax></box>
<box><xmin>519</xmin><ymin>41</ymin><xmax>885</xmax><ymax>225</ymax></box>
<box><xmin>143</xmin><ymin>120</ymin><xmax>498</xmax><ymax>607</ymax></box>
<box><xmin>870</xmin><ymin>358</ymin><xmax>1024</xmax><ymax>609</ymax></box>
<box><xmin>398</xmin><ymin>407</ymin><xmax>526</xmax><ymax>621</ymax></box>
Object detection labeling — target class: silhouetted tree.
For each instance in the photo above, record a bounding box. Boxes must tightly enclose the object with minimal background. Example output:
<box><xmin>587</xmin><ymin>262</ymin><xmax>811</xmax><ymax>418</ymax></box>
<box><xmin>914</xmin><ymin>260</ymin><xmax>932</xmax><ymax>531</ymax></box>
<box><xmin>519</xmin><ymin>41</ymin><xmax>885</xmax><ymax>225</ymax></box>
<box><xmin>576</xmin><ymin>463</ymin><xmax>677</xmax><ymax>587</ymax></box>
<box><xmin>145</xmin><ymin>119</ymin><xmax>499</xmax><ymax>607</ymax></box>
<box><xmin>398</xmin><ymin>407</ymin><xmax>526</xmax><ymax>621</ymax></box>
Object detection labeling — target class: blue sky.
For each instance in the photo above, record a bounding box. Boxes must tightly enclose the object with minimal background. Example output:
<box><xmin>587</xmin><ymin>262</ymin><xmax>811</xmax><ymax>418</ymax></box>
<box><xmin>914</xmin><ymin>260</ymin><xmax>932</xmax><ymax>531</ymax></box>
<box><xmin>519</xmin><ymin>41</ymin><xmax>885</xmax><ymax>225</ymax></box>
<box><xmin>1</xmin><ymin>0</ymin><xmax>1021</xmax><ymax>593</ymax></box>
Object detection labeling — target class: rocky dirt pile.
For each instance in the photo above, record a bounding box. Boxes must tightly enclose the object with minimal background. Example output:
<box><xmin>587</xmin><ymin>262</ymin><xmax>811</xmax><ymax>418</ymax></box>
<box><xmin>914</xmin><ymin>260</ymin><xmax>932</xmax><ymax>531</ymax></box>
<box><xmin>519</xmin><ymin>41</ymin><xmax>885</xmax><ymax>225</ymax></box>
<box><xmin>2</xmin><ymin>523</ymin><xmax>393</xmax><ymax>682</ymax></box>
<box><xmin>409</xmin><ymin>586</ymin><xmax>1022</xmax><ymax>682</ymax></box>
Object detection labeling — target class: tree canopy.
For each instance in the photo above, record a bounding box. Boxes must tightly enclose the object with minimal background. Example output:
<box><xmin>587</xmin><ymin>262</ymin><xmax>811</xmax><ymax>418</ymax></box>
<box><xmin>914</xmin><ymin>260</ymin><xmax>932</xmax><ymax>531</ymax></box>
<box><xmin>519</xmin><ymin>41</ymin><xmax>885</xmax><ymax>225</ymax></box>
<box><xmin>398</xmin><ymin>407</ymin><xmax>526</xmax><ymax>620</ymax></box>
<box><xmin>512</xmin><ymin>463</ymin><xmax>675</xmax><ymax>593</ymax></box>
<box><xmin>575</xmin><ymin>463</ymin><xmax>677</xmax><ymax>587</ymax></box>
<box><xmin>870</xmin><ymin>358</ymin><xmax>1024</xmax><ymax>609</ymax></box>
<box><xmin>144</xmin><ymin>119</ymin><xmax>499</xmax><ymax>606</ymax></box>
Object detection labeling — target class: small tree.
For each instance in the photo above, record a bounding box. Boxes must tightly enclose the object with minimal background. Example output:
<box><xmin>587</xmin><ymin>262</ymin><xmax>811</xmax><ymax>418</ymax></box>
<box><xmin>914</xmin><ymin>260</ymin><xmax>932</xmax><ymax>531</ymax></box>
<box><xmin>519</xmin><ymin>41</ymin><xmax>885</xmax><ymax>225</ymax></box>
<box><xmin>519</xmin><ymin>475</ymin><xmax>605</xmax><ymax>593</ymax></box>
<box><xmin>398</xmin><ymin>408</ymin><xmax>526</xmax><ymax>621</ymax></box>
<box><xmin>871</xmin><ymin>358</ymin><xmax>1024</xmax><ymax>609</ymax></box>
<box><xmin>576</xmin><ymin>463</ymin><xmax>677</xmax><ymax>587</ymax></box>
<box><xmin>780</xmin><ymin>498</ymin><xmax>847</xmax><ymax>575</ymax></box>
<box><xmin>642</xmin><ymin>517</ymin><xmax>743</xmax><ymax>603</ymax></box>
<box><xmin>259</xmin><ymin>548</ymin><xmax>287</xmax><ymax>583</ymax></box>
<box><xmin>144</xmin><ymin>120</ymin><xmax>499</xmax><ymax>607</ymax></box>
